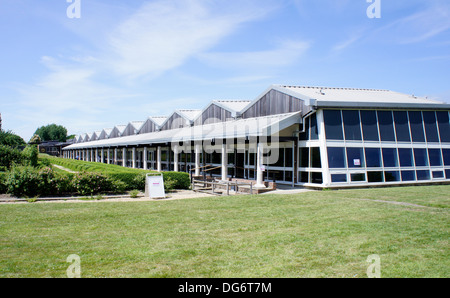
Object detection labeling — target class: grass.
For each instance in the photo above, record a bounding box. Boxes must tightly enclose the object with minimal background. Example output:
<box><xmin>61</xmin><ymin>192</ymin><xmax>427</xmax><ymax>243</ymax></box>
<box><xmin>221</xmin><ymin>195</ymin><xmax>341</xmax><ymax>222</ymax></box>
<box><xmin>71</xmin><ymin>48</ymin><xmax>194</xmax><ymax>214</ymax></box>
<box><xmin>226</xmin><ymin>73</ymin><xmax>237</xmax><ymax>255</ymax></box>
<box><xmin>0</xmin><ymin>185</ymin><xmax>448</xmax><ymax>278</ymax></box>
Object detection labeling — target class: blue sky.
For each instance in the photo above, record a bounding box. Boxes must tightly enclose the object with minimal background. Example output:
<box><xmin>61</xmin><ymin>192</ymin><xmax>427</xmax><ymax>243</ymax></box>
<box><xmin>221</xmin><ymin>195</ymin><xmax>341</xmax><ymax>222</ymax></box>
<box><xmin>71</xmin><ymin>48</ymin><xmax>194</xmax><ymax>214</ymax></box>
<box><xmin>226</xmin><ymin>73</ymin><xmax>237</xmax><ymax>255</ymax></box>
<box><xmin>1</xmin><ymin>0</ymin><xmax>449</xmax><ymax>141</ymax></box>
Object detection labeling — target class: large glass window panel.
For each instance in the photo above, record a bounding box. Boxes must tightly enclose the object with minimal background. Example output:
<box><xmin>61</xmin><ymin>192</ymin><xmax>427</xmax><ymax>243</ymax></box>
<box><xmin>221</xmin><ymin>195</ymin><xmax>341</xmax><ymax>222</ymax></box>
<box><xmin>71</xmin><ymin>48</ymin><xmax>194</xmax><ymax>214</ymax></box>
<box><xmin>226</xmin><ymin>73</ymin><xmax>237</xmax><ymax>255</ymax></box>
<box><xmin>409</xmin><ymin>111</ymin><xmax>426</xmax><ymax>143</ymax></box>
<box><xmin>368</xmin><ymin>171</ymin><xmax>384</xmax><ymax>183</ymax></box>
<box><xmin>432</xmin><ymin>171</ymin><xmax>444</xmax><ymax>179</ymax></box>
<box><xmin>398</xmin><ymin>148</ymin><xmax>414</xmax><ymax>167</ymax></box>
<box><xmin>331</xmin><ymin>174</ymin><xmax>347</xmax><ymax>183</ymax></box>
<box><xmin>310</xmin><ymin>172</ymin><xmax>323</xmax><ymax>184</ymax></box>
<box><xmin>414</xmin><ymin>148</ymin><xmax>428</xmax><ymax>167</ymax></box>
<box><xmin>311</xmin><ymin>147</ymin><xmax>322</xmax><ymax>168</ymax></box>
<box><xmin>428</xmin><ymin>149</ymin><xmax>442</xmax><ymax>167</ymax></box>
<box><xmin>351</xmin><ymin>173</ymin><xmax>366</xmax><ymax>182</ymax></box>
<box><xmin>365</xmin><ymin>148</ymin><xmax>382</xmax><ymax>168</ymax></box>
<box><xmin>385</xmin><ymin>171</ymin><xmax>400</xmax><ymax>182</ymax></box>
<box><xmin>378</xmin><ymin>111</ymin><xmax>396</xmax><ymax>142</ymax></box>
<box><xmin>446</xmin><ymin>169</ymin><xmax>450</xmax><ymax>180</ymax></box>
<box><xmin>285</xmin><ymin>148</ymin><xmax>293</xmax><ymax>167</ymax></box>
<box><xmin>310</xmin><ymin>113</ymin><xmax>319</xmax><ymax>140</ymax></box>
<box><xmin>299</xmin><ymin>172</ymin><xmax>308</xmax><ymax>183</ymax></box>
<box><xmin>327</xmin><ymin>147</ymin><xmax>346</xmax><ymax>168</ymax></box>
<box><xmin>324</xmin><ymin>110</ymin><xmax>344</xmax><ymax>140</ymax></box>
<box><xmin>273</xmin><ymin>148</ymin><xmax>284</xmax><ymax>167</ymax></box>
<box><xmin>361</xmin><ymin>110</ymin><xmax>379</xmax><ymax>141</ymax></box>
<box><xmin>382</xmin><ymin>148</ymin><xmax>398</xmax><ymax>167</ymax></box>
<box><xmin>423</xmin><ymin>111</ymin><xmax>439</xmax><ymax>143</ymax></box>
<box><xmin>299</xmin><ymin>148</ymin><xmax>309</xmax><ymax>168</ymax></box>
<box><xmin>299</xmin><ymin>117</ymin><xmax>310</xmax><ymax>141</ymax></box>
<box><xmin>347</xmin><ymin>147</ymin><xmax>365</xmax><ymax>168</ymax></box>
<box><xmin>443</xmin><ymin>149</ymin><xmax>450</xmax><ymax>166</ymax></box>
<box><xmin>437</xmin><ymin>111</ymin><xmax>450</xmax><ymax>143</ymax></box>
<box><xmin>393</xmin><ymin>111</ymin><xmax>411</xmax><ymax>142</ymax></box>
<box><xmin>416</xmin><ymin>170</ymin><xmax>430</xmax><ymax>181</ymax></box>
<box><xmin>343</xmin><ymin>110</ymin><xmax>362</xmax><ymax>141</ymax></box>
<box><xmin>401</xmin><ymin>170</ymin><xmax>416</xmax><ymax>181</ymax></box>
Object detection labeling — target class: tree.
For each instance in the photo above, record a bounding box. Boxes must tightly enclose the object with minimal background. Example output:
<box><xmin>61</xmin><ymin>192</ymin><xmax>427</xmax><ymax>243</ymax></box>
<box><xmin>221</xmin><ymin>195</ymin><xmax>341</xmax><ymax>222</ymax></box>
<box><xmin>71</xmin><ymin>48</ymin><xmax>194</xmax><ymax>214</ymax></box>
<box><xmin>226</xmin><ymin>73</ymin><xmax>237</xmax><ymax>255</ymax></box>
<box><xmin>28</xmin><ymin>134</ymin><xmax>42</xmax><ymax>145</ymax></box>
<box><xmin>33</xmin><ymin>124</ymin><xmax>68</xmax><ymax>142</ymax></box>
<box><xmin>0</xmin><ymin>130</ymin><xmax>26</xmax><ymax>147</ymax></box>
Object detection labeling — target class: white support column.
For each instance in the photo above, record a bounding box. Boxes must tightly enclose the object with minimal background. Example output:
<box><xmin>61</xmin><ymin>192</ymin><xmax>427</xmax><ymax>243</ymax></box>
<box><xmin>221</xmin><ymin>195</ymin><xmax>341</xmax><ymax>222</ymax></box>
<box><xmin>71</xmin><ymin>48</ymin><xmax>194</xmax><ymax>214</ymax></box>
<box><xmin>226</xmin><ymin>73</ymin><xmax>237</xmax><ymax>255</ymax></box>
<box><xmin>221</xmin><ymin>143</ymin><xmax>228</xmax><ymax>181</ymax></box>
<box><xmin>255</xmin><ymin>142</ymin><xmax>266</xmax><ymax>188</ymax></box>
<box><xmin>122</xmin><ymin>148</ymin><xmax>127</xmax><ymax>167</ymax></box>
<box><xmin>114</xmin><ymin>148</ymin><xmax>118</xmax><ymax>165</ymax></box>
<box><xmin>194</xmin><ymin>144</ymin><xmax>200</xmax><ymax>176</ymax></box>
<box><xmin>107</xmin><ymin>149</ymin><xmax>110</xmax><ymax>164</ymax></box>
<box><xmin>132</xmin><ymin>147</ymin><xmax>136</xmax><ymax>169</ymax></box>
<box><xmin>143</xmin><ymin>147</ymin><xmax>148</xmax><ymax>170</ymax></box>
<box><xmin>173</xmin><ymin>146</ymin><xmax>179</xmax><ymax>172</ymax></box>
<box><xmin>85</xmin><ymin>150</ymin><xmax>88</xmax><ymax>161</ymax></box>
<box><xmin>157</xmin><ymin>146</ymin><xmax>162</xmax><ymax>172</ymax></box>
<box><xmin>316</xmin><ymin>109</ymin><xmax>330</xmax><ymax>187</ymax></box>
<box><xmin>95</xmin><ymin>148</ymin><xmax>98</xmax><ymax>162</ymax></box>
<box><xmin>91</xmin><ymin>149</ymin><xmax>94</xmax><ymax>162</ymax></box>
<box><xmin>101</xmin><ymin>149</ymin><xmax>104</xmax><ymax>163</ymax></box>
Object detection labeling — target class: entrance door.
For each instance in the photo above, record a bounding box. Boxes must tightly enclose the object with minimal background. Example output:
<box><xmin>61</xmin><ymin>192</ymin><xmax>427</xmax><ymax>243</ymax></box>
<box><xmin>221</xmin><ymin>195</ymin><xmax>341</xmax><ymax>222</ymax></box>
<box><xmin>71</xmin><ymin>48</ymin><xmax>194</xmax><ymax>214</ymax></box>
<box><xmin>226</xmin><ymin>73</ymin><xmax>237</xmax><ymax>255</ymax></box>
<box><xmin>235</xmin><ymin>152</ymin><xmax>245</xmax><ymax>178</ymax></box>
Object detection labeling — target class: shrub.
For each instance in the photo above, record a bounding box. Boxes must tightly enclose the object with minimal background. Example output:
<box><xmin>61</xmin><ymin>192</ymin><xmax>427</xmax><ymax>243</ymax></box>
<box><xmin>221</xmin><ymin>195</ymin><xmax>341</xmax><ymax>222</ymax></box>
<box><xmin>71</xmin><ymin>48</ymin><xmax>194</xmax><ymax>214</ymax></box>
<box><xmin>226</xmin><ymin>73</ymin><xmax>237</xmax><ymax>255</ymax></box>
<box><xmin>23</xmin><ymin>146</ymin><xmax>39</xmax><ymax>168</ymax></box>
<box><xmin>164</xmin><ymin>177</ymin><xmax>177</xmax><ymax>192</ymax></box>
<box><xmin>71</xmin><ymin>172</ymin><xmax>115</xmax><ymax>196</ymax></box>
<box><xmin>0</xmin><ymin>145</ymin><xmax>24</xmax><ymax>169</ymax></box>
<box><xmin>6</xmin><ymin>166</ymin><xmax>41</xmax><ymax>198</ymax></box>
<box><xmin>0</xmin><ymin>172</ymin><xmax>7</xmax><ymax>194</ymax></box>
<box><xmin>129</xmin><ymin>190</ymin><xmax>140</xmax><ymax>198</ymax></box>
<box><xmin>163</xmin><ymin>172</ymin><xmax>190</xmax><ymax>190</ymax></box>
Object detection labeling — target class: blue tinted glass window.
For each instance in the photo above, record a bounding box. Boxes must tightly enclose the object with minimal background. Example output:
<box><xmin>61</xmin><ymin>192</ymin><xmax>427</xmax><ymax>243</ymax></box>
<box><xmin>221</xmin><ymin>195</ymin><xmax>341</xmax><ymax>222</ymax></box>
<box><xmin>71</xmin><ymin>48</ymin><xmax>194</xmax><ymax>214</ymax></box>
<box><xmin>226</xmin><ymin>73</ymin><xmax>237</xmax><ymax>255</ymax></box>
<box><xmin>385</xmin><ymin>171</ymin><xmax>400</xmax><ymax>182</ymax></box>
<box><xmin>414</xmin><ymin>149</ymin><xmax>428</xmax><ymax>167</ymax></box>
<box><xmin>401</xmin><ymin>171</ymin><xmax>415</xmax><ymax>181</ymax></box>
<box><xmin>310</xmin><ymin>114</ymin><xmax>319</xmax><ymax>140</ymax></box>
<box><xmin>365</xmin><ymin>148</ymin><xmax>382</xmax><ymax>168</ymax></box>
<box><xmin>324</xmin><ymin>110</ymin><xmax>343</xmax><ymax>140</ymax></box>
<box><xmin>428</xmin><ymin>149</ymin><xmax>442</xmax><ymax>167</ymax></box>
<box><xmin>443</xmin><ymin>149</ymin><xmax>450</xmax><ymax>166</ymax></box>
<box><xmin>423</xmin><ymin>111</ymin><xmax>439</xmax><ymax>143</ymax></box>
<box><xmin>311</xmin><ymin>147</ymin><xmax>321</xmax><ymax>168</ymax></box>
<box><xmin>398</xmin><ymin>148</ymin><xmax>414</xmax><ymax>167</ymax></box>
<box><xmin>378</xmin><ymin>111</ymin><xmax>396</xmax><ymax>142</ymax></box>
<box><xmin>436</xmin><ymin>111</ymin><xmax>450</xmax><ymax>142</ymax></box>
<box><xmin>299</xmin><ymin>148</ymin><xmax>309</xmax><ymax>168</ymax></box>
<box><xmin>409</xmin><ymin>111</ymin><xmax>426</xmax><ymax>143</ymax></box>
<box><xmin>343</xmin><ymin>110</ymin><xmax>362</xmax><ymax>140</ymax></box>
<box><xmin>393</xmin><ymin>111</ymin><xmax>411</xmax><ymax>142</ymax></box>
<box><xmin>368</xmin><ymin>171</ymin><xmax>384</xmax><ymax>183</ymax></box>
<box><xmin>347</xmin><ymin>147</ymin><xmax>365</xmax><ymax>168</ymax></box>
<box><xmin>331</xmin><ymin>174</ymin><xmax>347</xmax><ymax>183</ymax></box>
<box><xmin>382</xmin><ymin>148</ymin><xmax>398</xmax><ymax>167</ymax></box>
<box><xmin>327</xmin><ymin>147</ymin><xmax>346</xmax><ymax>168</ymax></box>
<box><xmin>416</xmin><ymin>170</ymin><xmax>430</xmax><ymax>181</ymax></box>
<box><xmin>361</xmin><ymin>110</ymin><xmax>379</xmax><ymax>141</ymax></box>
<box><xmin>299</xmin><ymin>117</ymin><xmax>309</xmax><ymax>140</ymax></box>
<box><xmin>446</xmin><ymin>169</ymin><xmax>450</xmax><ymax>179</ymax></box>
<box><xmin>432</xmin><ymin>171</ymin><xmax>444</xmax><ymax>179</ymax></box>
<box><xmin>311</xmin><ymin>172</ymin><xmax>323</xmax><ymax>184</ymax></box>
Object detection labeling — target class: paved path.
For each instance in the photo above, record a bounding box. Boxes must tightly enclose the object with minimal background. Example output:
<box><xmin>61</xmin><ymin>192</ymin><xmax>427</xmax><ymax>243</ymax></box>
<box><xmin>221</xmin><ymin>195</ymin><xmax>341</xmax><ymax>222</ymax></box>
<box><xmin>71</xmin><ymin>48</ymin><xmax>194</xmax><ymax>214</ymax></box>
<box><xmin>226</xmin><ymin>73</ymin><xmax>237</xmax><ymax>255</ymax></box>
<box><xmin>52</xmin><ymin>164</ymin><xmax>78</xmax><ymax>173</ymax></box>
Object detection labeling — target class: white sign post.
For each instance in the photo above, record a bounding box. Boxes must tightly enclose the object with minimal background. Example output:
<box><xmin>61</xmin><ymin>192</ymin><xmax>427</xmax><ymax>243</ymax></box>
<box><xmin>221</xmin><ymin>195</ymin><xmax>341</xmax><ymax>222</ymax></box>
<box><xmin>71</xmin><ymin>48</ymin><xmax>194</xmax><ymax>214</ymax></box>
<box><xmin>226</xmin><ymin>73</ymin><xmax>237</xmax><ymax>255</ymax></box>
<box><xmin>145</xmin><ymin>173</ymin><xmax>166</xmax><ymax>199</ymax></box>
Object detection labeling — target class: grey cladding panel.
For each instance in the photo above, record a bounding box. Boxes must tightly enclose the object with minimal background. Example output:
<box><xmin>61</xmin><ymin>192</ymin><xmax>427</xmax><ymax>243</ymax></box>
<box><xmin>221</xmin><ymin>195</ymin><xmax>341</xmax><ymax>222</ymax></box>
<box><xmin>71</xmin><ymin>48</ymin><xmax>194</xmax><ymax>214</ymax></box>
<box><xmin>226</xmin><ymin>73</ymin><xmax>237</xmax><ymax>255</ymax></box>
<box><xmin>242</xmin><ymin>90</ymin><xmax>303</xmax><ymax>118</ymax></box>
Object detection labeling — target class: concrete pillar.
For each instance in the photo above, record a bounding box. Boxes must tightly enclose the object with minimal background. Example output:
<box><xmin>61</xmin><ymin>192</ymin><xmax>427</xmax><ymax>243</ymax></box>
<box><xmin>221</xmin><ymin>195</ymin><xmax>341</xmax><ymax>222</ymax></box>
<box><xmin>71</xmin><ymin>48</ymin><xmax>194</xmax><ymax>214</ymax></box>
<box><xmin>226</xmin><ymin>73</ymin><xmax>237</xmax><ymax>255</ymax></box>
<box><xmin>132</xmin><ymin>147</ymin><xmax>136</xmax><ymax>169</ymax></box>
<box><xmin>101</xmin><ymin>149</ymin><xmax>104</xmax><ymax>163</ymax></box>
<box><xmin>114</xmin><ymin>148</ymin><xmax>118</xmax><ymax>165</ymax></box>
<box><xmin>221</xmin><ymin>143</ymin><xmax>228</xmax><ymax>181</ymax></box>
<box><xmin>195</xmin><ymin>144</ymin><xmax>200</xmax><ymax>176</ymax></box>
<box><xmin>173</xmin><ymin>146</ymin><xmax>179</xmax><ymax>172</ymax></box>
<box><xmin>95</xmin><ymin>148</ymin><xmax>98</xmax><ymax>162</ymax></box>
<box><xmin>122</xmin><ymin>148</ymin><xmax>127</xmax><ymax>167</ymax></box>
<box><xmin>107</xmin><ymin>149</ymin><xmax>110</xmax><ymax>164</ymax></box>
<box><xmin>255</xmin><ymin>143</ymin><xmax>266</xmax><ymax>188</ymax></box>
<box><xmin>157</xmin><ymin>146</ymin><xmax>162</xmax><ymax>172</ymax></box>
<box><xmin>143</xmin><ymin>147</ymin><xmax>148</xmax><ymax>170</ymax></box>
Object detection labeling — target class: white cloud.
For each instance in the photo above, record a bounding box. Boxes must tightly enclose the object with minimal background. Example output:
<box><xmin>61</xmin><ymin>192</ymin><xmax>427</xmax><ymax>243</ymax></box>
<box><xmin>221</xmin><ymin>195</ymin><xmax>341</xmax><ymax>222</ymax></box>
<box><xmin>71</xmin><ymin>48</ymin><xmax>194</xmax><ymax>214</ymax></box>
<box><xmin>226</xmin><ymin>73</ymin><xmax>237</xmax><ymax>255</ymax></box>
<box><xmin>198</xmin><ymin>40</ymin><xmax>311</xmax><ymax>70</ymax></box>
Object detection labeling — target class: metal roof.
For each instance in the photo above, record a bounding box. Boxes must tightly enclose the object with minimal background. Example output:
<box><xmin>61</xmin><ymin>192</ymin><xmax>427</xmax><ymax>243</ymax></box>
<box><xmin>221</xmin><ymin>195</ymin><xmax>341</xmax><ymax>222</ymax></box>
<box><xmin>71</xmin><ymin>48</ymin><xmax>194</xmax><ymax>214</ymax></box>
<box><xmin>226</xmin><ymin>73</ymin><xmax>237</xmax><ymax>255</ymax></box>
<box><xmin>64</xmin><ymin>112</ymin><xmax>301</xmax><ymax>150</ymax></box>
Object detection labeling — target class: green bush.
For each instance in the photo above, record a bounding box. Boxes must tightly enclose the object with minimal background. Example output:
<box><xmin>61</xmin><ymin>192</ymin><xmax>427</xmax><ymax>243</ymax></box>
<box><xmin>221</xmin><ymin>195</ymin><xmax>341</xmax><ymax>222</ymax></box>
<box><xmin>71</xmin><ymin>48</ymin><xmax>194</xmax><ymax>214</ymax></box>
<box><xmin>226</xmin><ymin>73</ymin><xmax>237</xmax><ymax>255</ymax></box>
<box><xmin>0</xmin><ymin>145</ymin><xmax>24</xmax><ymax>169</ymax></box>
<box><xmin>22</xmin><ymin>146</ymin><xmax>39</xmax><ymax>168</ymax></box>
<box><xmin>71</xmin><ymin>172</ymin><xmax>116</xmax><ymax>196</ymax></box>
<box><xmin>6</xmin><ymin>166</ymin><xmax>41</xmax><ymax>198</ymax></box>
<box><xmin>163</xmin><ymin>172</ymin><xmax>190</xmax><ymax>190</ymax></box>
<box><xmin>0</xmin><ymin>172</ymin><xmax>7</xmax><ymax>194</ymax></box>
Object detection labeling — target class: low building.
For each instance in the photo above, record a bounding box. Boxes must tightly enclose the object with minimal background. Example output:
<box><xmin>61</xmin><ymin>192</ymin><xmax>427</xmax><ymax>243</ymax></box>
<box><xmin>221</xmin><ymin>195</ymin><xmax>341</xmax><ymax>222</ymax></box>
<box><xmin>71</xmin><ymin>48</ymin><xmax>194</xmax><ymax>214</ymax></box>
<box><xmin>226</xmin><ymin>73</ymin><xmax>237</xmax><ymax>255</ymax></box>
<box><xmin>63</xmin><ymin>85</ymin><xmax>450</xmax><ymax>188</ymax></box>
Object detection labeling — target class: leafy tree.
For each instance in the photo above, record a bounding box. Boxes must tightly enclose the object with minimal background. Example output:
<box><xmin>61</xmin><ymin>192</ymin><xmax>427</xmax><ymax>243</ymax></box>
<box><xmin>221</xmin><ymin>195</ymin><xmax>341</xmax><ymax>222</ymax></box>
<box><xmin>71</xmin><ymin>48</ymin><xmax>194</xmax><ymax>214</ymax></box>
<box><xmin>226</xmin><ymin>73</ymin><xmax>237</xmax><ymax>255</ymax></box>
<box><xmin>0</xmin><ymin>130</ymin><xmax>26</xmax><ymax>147</ymax></box>
<box><xmin>29</xmin><ymin>134</ymin><xmax>42</xmax><ymax>145</ymax></box>
<box><xmin>33</xmin><ymin>124</ymin><xmax>68</xmax><ymax>142</ymax></box>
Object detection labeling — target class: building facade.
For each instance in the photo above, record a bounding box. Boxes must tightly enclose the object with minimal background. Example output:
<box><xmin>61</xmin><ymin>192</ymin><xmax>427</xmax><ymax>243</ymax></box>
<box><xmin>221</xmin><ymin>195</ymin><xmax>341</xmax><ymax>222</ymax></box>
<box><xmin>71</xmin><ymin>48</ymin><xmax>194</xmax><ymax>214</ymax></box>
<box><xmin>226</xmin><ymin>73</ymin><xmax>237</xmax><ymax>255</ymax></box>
<box><xmin>63</xmin><ymin>85</ymin><xmax>450</xmax><ymax>188</ymax></box>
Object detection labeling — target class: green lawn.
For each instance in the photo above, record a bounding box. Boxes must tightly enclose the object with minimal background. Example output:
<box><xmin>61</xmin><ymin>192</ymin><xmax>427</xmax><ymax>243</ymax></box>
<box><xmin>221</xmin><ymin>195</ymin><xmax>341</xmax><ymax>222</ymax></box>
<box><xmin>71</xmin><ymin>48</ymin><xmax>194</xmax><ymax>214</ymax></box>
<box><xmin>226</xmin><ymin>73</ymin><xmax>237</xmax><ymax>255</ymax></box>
<box><xmin>0</xmin><ymin>185</ymin><xmax>448</xmax><ymax>278</ymax></box>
